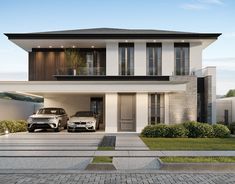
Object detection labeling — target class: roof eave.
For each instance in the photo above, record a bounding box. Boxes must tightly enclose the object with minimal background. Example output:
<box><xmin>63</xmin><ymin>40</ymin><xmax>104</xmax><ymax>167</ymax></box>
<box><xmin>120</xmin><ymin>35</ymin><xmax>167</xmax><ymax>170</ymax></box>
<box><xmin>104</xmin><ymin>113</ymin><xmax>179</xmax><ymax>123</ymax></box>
<box><xmin>4</xmin><ymin>33</ymin><xmax>222</xmax><ymax>40</ymax></box>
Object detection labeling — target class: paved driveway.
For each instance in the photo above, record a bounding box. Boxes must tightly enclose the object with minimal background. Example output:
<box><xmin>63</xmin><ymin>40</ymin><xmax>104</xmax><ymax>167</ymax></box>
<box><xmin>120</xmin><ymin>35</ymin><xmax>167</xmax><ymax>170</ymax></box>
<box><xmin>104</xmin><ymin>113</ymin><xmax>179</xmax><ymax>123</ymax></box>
<box><xmin>0</xmin><ymin>131</ymin><xmax>104</xmax><ymax>170</ymax></box>
<box><xmin>0</xmin><ymin>130</ymin><xmax>104</xmax><ymax>151</ymax></box>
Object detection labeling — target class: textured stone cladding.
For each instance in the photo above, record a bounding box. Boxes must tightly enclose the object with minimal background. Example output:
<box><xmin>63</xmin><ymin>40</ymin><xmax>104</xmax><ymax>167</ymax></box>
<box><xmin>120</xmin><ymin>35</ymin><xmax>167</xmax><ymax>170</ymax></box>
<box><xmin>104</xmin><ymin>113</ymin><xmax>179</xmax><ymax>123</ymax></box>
<box><xmin>169</xmin><ymin>76</ymin><xmax>197</xmax><ymax>124</ymax></box>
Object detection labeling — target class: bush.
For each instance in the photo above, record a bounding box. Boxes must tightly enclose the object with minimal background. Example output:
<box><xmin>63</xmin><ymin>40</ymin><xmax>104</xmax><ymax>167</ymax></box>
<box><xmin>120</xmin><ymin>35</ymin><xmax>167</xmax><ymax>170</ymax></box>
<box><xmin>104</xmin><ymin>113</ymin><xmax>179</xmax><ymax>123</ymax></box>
<box><xmin>182</xmin><ymin>121</ymin><xmax>214</xmax><ymax>138</ymax></box>
<box><xmin>0</xmin><ymin>120</ymin><xmax>27</xmax><ymax>134</ymax></box>
<box><xmin>213</xmin><ymin>124</ymin><xmax>230</xmax><ymax>138</ymax></box>
<box><xmin>167</xmin><ymin>124</ymin><xmax>188</xmax><ymax>138</ymax></box>
<box><xmin>141</xmin><ymin>124</ymin><xmax>169</xmax><ymax>137</ymax></box>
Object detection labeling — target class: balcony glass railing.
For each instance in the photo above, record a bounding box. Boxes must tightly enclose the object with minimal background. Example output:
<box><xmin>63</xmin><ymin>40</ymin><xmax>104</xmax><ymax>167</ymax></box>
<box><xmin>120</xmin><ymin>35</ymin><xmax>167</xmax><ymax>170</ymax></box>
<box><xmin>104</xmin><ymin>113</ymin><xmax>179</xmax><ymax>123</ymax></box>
<box><xmin>56</xmin><ymin>67</ymin><xmax>106</xmax><ymax>76</ymax></box>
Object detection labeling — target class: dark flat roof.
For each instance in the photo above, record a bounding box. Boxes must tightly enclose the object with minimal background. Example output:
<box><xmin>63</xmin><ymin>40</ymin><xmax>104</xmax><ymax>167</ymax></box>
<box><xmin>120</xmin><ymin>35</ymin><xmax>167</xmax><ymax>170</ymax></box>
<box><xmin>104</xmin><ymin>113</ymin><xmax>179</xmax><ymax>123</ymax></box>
<box><xmin>4</xmin><ymin>28</ymin><xmax>221</xmax><ymax>40</ymax></box>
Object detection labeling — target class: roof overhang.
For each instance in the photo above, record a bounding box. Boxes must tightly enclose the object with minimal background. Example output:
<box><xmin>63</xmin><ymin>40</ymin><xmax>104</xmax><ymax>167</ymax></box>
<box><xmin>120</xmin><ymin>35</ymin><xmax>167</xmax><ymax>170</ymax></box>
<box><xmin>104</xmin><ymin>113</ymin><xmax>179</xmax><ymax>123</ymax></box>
<box><xmin>0</xmin><ymin>81</ymin><xmax>187</xmax><ymax>94</ymax></box>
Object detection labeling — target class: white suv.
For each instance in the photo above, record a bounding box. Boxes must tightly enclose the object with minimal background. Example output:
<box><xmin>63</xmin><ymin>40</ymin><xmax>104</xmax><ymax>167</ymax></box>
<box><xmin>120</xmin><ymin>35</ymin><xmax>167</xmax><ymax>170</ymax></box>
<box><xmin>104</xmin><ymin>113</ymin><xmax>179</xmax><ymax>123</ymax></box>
<box><xmin>27</xmin><ymin>107</ymin><xmax>68</xmax><ymax>132</ymax></box>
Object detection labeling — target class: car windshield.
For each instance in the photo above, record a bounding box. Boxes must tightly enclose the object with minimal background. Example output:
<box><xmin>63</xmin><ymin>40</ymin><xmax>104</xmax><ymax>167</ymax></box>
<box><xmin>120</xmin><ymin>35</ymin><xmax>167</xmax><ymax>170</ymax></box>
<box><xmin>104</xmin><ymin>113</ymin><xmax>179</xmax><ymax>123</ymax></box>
<box><xmin>37</xmin><ymin>108</ymin><xmax>59</xmax><ymax>115</ymax></box>
<box><xmin>75</xmin><ymin>111</ymin><xmax>93</xmax><ymax>117</ymax></box>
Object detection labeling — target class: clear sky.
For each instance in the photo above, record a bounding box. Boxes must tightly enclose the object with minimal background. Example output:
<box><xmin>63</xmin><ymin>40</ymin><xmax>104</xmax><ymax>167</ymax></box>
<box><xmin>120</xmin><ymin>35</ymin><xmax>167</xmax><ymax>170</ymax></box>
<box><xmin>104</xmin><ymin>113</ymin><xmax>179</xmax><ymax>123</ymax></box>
<box><xmin>0</xmin><ymin>0</ymin><xmax>234</xmax><ymax>95</ymax></box>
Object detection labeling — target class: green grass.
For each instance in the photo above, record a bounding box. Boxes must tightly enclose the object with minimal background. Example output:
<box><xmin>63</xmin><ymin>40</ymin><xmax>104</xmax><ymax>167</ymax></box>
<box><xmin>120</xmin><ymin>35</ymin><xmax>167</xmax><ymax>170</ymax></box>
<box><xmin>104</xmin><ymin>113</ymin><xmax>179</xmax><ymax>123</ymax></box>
<box><xmin>92</xmin><ymin>156</ymin><xmax>113</xmax><ymax>163</ymax></box>
<box><xmin>97</xmin><ymin>146</ymin><xmax>115</xmax><ymax>151</ymax></box>
<box><xmin>161</xmin><ymin>157</ymin><xmax>235</xmax><ymax>163</ymax></box>
<box><xmin>141</xmin><ymin>137</ymin><xmax>235</xmax><ymax>150</ymax></box>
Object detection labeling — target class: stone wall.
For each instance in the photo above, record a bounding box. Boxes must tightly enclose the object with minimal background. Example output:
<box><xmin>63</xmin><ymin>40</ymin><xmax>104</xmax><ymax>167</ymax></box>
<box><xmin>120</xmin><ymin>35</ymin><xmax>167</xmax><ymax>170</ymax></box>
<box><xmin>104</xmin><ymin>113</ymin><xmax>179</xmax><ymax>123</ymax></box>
<box><xmin>168</xmin><ymin>76</ymin><xmax>197</xmax><ymax>124</ymax></box>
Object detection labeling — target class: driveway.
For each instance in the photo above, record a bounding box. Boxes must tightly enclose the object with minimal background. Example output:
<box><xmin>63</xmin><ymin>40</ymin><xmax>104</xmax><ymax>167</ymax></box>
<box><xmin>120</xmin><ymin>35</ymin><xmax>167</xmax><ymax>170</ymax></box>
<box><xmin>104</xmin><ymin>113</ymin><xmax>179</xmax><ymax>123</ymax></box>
<box><xmin>0</xmin><ymin>130</ymin><xmax>104</xmax><ymax>151</ymax></box>
<box><xmin>0</xmin><ymin>131</ymin><xmax>104</xmax><ymax>170</ymax></box>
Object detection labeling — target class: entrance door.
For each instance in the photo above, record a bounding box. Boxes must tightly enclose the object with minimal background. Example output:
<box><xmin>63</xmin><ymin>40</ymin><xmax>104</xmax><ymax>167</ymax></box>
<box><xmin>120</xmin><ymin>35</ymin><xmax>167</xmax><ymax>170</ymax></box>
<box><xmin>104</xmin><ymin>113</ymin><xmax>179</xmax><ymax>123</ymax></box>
<box><xmin>118</xmin><ymin>94</ymin><xmax>136</xmax><ymax>131</ymax></box>
<box><xmin>90</xmin><ymin>97</ymin><xmax>104</xmax><ymax>130</ymax></box>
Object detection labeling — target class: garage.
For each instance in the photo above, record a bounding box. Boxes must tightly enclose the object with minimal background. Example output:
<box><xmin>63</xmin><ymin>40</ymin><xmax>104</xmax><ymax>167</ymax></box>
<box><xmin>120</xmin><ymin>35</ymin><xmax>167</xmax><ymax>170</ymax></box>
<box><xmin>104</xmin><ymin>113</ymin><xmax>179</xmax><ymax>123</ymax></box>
<box><xmin>43</xmin><ymin>93</ymin><xmax>105</xmax><ymax>131</ymax></box>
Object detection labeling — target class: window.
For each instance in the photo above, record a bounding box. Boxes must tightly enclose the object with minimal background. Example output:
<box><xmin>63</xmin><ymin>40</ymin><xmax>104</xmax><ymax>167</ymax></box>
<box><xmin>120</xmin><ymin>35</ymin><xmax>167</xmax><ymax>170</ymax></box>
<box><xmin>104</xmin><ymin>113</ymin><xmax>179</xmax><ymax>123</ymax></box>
<box><xmin>174</xmin><ymin>43</ymin><xmax>190</xmax><ymax>75</ymax></box>
<box><xmin>148</xmin><ymin>93</ymin><xmax>165</xmax><ymax>124</ymax></box>
<box><xmin>119</xmin><ymin>43</ymin><xmax>134</xmax><ymax>75</ymax></box>
<box><xmin>147</xmin><ymin>43</ymin><xmax>162</xmax><ymax>75</ymax></box>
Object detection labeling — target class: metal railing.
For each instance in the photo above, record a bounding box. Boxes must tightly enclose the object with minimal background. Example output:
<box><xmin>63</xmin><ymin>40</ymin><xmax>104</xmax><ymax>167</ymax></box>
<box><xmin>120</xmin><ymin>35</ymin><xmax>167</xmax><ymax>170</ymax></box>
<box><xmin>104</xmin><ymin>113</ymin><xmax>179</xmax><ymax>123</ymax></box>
<box><xmin>55</xmin><ymin>67</ymin><xmax>106</xmax><ymax>76</ymax></box>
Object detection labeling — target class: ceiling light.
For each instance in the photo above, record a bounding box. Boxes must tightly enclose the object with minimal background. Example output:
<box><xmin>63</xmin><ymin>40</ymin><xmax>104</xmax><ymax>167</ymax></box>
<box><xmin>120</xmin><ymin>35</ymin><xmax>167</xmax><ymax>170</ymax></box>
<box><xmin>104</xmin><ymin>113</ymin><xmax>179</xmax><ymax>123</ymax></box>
<box><xmin>37</xmin><ymin>46</ymin><xmax>40</xmax><ymax>48</ymax></box>
<box><xmin>125</xmin><ymin>40</ymin><xmax>128</xmax><ymax>43</ymax></box>
<box><xmin>153</xmin><ymin>40</ymin><xmax>157</xmax><ymax>42</ymax></box>
<box><xmin>181</xmin><ymin>40</ymin><xmax>185</xmax><ymax>43</ymax></box>
<box><xmin>72</xmin><ymin>45</ymin><xmax>76</xmax><ymax>48</ymax></box>
<box><xmin>91</xmin><ymin>46</ymin><xmax>95</xmax><ymax>48</ymax></box>
<box><xmin>61</xmin><ymin>45</ymin><xmax>64</xmax><ymax>48</ymax></box>
<box><xmin>49</xmin><ymin>46</ymin><xmax>52</xmax><ymax>48</ymax></box>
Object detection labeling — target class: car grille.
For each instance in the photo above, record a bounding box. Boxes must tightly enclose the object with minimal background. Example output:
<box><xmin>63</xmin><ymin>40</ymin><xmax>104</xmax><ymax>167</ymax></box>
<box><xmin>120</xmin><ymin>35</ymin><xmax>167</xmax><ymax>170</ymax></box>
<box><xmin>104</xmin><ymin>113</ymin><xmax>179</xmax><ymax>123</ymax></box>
<box><xmin>74</xmin><ymin>122</ymin><xmax>87</xmax><ymax>125</ymax></box>
<box><xmin>32</xmin><ymin>118</ymin><xmax>50</xmax><ymax>123</ymax></box>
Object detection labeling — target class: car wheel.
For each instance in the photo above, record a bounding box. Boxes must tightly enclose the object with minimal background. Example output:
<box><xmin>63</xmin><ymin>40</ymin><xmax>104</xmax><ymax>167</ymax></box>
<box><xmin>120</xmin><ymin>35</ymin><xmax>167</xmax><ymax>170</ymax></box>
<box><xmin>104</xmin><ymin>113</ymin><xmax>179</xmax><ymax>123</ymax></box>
<box><xmin>67</xmin><ymin>128</ymin><xmax>72</xmax><ymax>133</ymax></box>
<box><xmin>28</xmin><ymin>128</ymin><xmax>34</xmax><ymax>133</ymax></box>
<box><xmin>54</xmin><ymin>121</ymin><xmax>61</xmax><ymax>132</ymax></box>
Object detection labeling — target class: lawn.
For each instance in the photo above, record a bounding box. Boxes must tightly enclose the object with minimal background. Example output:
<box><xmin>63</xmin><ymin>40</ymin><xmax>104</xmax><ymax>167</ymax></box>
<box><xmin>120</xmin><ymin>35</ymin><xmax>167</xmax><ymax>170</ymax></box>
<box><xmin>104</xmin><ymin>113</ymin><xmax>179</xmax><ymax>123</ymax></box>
<box><xmin>97</xmin><ymin>146</ymin><xmax>115</xmax><ymax>151</ymax></box>
<box><xmin>92</xmin><ymin>156</ymin><xmax>113</xmax><ymax>163</ymax></box>
<box><xmin>141</xmin><ymin>137</ymin><xmax>235</xmax><ymax>150</ymax></box>
<box><xmin>161</xmin><ymin>156</ymin><xmax>235</xmax><ymax>163</ymax></box>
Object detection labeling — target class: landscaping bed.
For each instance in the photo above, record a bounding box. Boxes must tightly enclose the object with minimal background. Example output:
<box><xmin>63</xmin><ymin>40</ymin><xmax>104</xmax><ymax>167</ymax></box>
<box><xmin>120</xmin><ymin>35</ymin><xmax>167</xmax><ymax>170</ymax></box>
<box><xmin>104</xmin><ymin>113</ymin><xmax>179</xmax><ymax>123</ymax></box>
<box><xmin>0</xmin><ymin>120</ymin><xmax>27</xmax><ymax>135</ymax></box>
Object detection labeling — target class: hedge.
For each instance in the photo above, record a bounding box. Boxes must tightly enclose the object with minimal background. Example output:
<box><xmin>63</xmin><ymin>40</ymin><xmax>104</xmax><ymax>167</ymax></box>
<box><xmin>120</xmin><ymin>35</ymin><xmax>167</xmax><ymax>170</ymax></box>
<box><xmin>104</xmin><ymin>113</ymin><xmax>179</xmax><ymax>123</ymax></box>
<box><xmin>141</xmin><ymin>121</ymin><xmax>230</xmax><ymax>138</ymax></box>
<box><xmin>0</xmin><ymin>120</ymin><xmax>27</xmax><ymax>134</ymax></box>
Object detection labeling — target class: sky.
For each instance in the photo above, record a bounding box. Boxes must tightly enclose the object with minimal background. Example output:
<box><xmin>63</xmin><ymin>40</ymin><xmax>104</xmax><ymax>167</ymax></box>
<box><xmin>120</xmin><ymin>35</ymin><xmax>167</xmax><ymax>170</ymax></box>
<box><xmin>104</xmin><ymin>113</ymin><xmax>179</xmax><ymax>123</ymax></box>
<box><xmin>0</xmin><ymin>0</ymin><xmax>234</xmax><ymax>95</ymax></box>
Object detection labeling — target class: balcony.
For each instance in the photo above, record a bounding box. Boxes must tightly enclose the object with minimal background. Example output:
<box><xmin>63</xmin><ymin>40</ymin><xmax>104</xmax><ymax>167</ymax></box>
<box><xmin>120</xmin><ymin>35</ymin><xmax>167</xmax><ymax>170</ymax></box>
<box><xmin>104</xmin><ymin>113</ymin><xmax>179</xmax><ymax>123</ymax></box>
<box><xmin>55</xmin><ymin>67</ymin><xmax>106</xmax><ymax>76</ymax></box>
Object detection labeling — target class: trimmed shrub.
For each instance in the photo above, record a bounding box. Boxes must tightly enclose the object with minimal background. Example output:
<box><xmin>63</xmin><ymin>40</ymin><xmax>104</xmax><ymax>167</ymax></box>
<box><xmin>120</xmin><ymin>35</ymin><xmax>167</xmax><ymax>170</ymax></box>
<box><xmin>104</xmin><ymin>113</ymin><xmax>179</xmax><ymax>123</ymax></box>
<box><xmin>213</xmin><ymin>124</ymin><xmax>230</xmax><ymax>138</ymax></box>
<box><xmin>183</xmin><ymin>121</ymin><xmax>214</xmax><ymax>138</ymax></box>
<box><xmin>167</xmin><ymin>124</ymin><xmax>188</xmax><ymax>138</ymax></box>
<box><xmin>0</xmin><ymin>120</ymin><xmax>27</xmax><ymax>134</ymax></box>
<box><xmin>141</xmin><ymin>124</ymin><xmax>169</xmax><ymax>137</ymax></box>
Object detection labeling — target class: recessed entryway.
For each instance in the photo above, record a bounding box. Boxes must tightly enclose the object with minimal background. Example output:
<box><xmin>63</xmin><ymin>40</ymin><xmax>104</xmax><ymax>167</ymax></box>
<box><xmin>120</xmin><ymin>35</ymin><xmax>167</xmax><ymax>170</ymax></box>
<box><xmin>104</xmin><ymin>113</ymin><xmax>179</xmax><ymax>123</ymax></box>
<box><xmin>118</xmin><ymin>93</ymin><xmax>136</xmax><ymax>132</ymax></box>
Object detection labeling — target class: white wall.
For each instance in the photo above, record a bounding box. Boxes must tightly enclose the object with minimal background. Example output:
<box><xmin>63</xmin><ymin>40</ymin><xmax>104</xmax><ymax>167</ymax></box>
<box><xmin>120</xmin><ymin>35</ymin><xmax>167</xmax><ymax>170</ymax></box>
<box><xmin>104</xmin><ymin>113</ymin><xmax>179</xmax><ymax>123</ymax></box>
<box><xmin>134</xmin><ymin>42</ymin><xmax>146</xmax><ymax>75</ymax></box>
<box><xmin>190</xmin><ymin>42</ymin><xmax>202</xmax><ymax>75</ymax></box>
<box><xmin>44</xmin><ymin>94</ymin><xmax>99</xmax><ymax>117</ymax></box>
<box><xmin>106</xmin><ymin>42</ymin><xmax>119</xmax><ymax>75</ymax></box>
<box><xmin>136</xmin><ymin>93</ymin><xmax>148</xmax><ymax>133</ymax></box>
<box><xmin>105</xmin><ymin>93</ymin><xmax>118</xmax><ymax>133</ymax></box>
<box><xmin>0</xmin><ymin>99</ymin><xmax>43</xmax><ymax>121</ymax></box>
<box><xmin>162</xmin><ymin>42</ymin><xmax>174</xmax><ymax>75</ymax></box>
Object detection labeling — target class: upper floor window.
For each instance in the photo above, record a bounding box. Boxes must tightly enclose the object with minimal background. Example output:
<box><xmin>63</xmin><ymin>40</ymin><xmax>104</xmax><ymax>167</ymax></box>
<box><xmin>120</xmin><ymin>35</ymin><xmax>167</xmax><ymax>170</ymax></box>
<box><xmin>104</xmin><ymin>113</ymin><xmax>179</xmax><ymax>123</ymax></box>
<box><xmin>119</xmin><ymin>43</ymin><xmax>134</xmax><ymax>76</ymax></box>
<box><xmin>146</xmin><ymin>43</ymin><xmax>162</xmax><ymax>76</ymax></box>
<box><xmin>174</xmin><ymin>43</ymin><xmax>190</xmax><ymax>75</ymax></box>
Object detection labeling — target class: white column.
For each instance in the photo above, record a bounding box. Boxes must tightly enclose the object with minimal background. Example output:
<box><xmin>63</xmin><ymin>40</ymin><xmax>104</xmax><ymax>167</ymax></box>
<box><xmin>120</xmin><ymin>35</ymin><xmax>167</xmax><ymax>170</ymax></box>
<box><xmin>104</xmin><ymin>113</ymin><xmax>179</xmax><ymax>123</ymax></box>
<box><xmin>164</xmin><ymin>93</ymin><xmax>170</xmax><ymax>124</ymax></box>
<box><xmin>162</xmin><ymin>42</ymin><xmax>174</xmax><ymax>76</ymax></box>
<box><xmin>105</xmin><ymin>93</ymin><xmax>118</xmax><ymax>132</ymax></box>
<box><xmin>106</xmin><ymin>42</ymin><xmax>119</xmax><ymax>75</ymax></box>
<box><xmin>136</xmin><ymin>93</ymin><xmax>148</xmax><ymax>133</ymax></box>
<box><xmin>190</xmin><ymin>42</ymin><xmax>202</xmax><ymax>75</ymax></box>
<box><xmin>134</xmin><ymin>42</ymin><xmax>146</xmax><ymax>75</ymax></box>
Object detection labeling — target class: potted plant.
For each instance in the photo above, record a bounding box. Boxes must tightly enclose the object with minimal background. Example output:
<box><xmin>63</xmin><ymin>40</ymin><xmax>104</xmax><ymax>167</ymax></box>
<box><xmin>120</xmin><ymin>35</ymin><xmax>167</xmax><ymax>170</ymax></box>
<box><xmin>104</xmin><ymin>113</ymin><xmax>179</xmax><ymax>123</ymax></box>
<box><xmin>65</xmin><ymin>48</ymin><xmax>86</xmax><ymax>76</ymax></box>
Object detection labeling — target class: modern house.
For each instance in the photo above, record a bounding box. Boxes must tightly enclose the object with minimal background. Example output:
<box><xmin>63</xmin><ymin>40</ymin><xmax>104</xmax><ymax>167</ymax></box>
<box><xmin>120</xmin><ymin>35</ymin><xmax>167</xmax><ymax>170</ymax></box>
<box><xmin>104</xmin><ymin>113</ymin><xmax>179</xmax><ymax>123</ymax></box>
<box><xmin>1</xmin><ymin>28</ymin><xmax>221</xmax><ymax>133</ymax></box>
<box><xmin>217</xmin><ymin>97</ymin><xmax>235</xmax><ymax>124</ymax></box>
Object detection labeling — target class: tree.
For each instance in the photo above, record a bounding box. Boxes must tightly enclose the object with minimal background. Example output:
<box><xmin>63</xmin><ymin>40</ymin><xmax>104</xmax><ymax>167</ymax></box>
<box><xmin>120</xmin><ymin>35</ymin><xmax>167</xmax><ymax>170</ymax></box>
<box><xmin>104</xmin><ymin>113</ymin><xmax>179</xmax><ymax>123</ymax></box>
<box><xmin>225</xmin><ymin>89</ymin><xmax>235</xmax><ymax>97</ymax></box>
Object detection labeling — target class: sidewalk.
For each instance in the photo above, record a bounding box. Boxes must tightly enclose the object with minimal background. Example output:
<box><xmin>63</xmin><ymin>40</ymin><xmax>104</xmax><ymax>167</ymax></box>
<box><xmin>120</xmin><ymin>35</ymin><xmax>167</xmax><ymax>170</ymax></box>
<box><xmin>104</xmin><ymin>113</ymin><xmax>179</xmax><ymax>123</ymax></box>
<box><xmin>1</xmin><ymin>150</ymin><xmax>235</xmax><ymax>157</ymax></box>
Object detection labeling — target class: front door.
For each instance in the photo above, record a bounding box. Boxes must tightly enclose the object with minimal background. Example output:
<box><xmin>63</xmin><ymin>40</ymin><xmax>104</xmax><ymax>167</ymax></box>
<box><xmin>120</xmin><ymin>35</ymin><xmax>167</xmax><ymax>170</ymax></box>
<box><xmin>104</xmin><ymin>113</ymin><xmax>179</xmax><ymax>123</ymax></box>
<box><xmin>118</xmin><ymin>94</ymin><xmax>136</xmax><ymax>131</ymax></box>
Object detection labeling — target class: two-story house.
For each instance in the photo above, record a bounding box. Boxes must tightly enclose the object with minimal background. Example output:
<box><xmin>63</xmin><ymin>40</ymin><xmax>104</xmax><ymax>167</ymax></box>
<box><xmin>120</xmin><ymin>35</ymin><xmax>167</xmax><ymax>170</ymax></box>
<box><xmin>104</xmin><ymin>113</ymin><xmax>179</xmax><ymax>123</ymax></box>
<box><xmin>2</xmin><ymin>28</ymin><xmax>220</xmax><ymax>132</ymax></box>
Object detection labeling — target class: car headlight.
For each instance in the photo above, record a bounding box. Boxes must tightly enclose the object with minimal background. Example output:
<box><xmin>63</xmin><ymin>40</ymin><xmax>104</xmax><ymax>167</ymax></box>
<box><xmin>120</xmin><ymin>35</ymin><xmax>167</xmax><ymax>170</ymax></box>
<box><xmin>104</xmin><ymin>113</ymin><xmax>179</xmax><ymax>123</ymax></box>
<box><xmin>27</xmin><ymin>117</ymin><xmax>33</xmax><ymax>124</ymax></box>
<box><xmin>68</xmin><ymin>122</ymin><xmax>75</xmax><ymax>125</ymax></box>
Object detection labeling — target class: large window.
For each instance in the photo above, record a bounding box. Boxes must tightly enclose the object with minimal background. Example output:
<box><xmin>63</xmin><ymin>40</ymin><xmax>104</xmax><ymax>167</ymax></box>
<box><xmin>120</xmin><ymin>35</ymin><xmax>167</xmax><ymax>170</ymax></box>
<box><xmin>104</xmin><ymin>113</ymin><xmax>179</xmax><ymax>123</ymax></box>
<box><xmin>174</xmin><ymin>43</ymin><xmax>190</xmax><ymax>75</ymax></box>
<box><xmin>147</xmin><ymin>43</ymin><xmax>162</xmax><ymax>75</ymax></box>
<box><xmin>119</xmin><ymin>43</ymin><xmax>134</xmax><ymax>75</ymax></box>
<box><xmin>148</xmin><ymin>93</ymin><xmax>165</xmax><ymax>125</ymax></box>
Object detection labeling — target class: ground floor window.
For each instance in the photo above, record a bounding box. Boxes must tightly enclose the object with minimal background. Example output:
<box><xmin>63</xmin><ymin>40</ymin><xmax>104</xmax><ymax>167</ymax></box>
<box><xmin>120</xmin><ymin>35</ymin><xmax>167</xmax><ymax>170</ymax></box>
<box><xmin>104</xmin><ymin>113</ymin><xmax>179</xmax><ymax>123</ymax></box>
<box><xmin>148</xmin><ymin>93</ymin><xmax>165</xmax><ymax>125</ymax></box>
